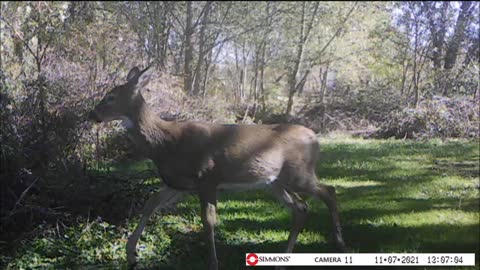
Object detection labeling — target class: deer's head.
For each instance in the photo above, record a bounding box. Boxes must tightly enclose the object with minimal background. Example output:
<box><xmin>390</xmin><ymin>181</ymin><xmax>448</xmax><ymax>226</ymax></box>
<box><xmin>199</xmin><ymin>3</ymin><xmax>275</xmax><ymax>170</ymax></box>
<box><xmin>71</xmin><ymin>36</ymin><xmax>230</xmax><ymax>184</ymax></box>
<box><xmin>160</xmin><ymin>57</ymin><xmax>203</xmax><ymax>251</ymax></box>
<box><xmin>89</xmin><ymin>66</ymin><xmax>151</xmax><ymax>123</ymax></box>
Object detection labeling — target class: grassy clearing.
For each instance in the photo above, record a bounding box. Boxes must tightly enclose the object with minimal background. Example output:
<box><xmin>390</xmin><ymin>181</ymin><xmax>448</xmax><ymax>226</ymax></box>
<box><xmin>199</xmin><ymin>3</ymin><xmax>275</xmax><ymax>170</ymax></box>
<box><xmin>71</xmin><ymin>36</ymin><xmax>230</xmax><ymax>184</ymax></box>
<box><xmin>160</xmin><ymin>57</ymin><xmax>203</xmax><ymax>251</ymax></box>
<box><xmin>1</xmin><ymin>137</ymin><xmax>479</xmax><ymax>269</ymax></box>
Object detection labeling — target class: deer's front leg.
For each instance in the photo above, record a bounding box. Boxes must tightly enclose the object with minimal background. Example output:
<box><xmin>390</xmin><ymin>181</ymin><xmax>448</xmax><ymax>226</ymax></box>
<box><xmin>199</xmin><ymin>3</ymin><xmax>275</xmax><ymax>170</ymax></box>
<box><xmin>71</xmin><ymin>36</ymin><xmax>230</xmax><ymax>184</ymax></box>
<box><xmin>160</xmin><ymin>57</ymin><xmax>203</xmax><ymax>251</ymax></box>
<box><xmin>127</xmin><ymin>187</ymin><xmax>183</xmax><ymax>267</ymax></box>
<box><xmin>199</xmin><ymin>188</ymin><xmax>218</xmax><ymax>270</ymax></box>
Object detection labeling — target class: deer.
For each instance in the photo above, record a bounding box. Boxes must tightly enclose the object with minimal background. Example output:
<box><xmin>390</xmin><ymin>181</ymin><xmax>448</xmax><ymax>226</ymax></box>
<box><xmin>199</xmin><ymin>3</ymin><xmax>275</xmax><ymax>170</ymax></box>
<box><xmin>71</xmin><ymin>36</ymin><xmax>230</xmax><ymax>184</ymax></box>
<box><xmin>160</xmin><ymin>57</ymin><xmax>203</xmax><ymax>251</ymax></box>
<box><xmin>88</xmin><ymin>66</ymin><xmax>347</xmax><ymax>269</ymax></box>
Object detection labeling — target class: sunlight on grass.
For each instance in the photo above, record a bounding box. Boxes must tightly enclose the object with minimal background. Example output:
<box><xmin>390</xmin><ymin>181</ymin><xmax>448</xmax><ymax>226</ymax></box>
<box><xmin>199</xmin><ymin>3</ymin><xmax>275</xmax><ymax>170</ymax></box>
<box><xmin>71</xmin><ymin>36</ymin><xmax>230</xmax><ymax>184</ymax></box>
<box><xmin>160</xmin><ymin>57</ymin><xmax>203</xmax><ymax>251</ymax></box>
<box><xmin>362</xmin><ymin>209</ymin><xmax>479</xmax><ymax>227</ymax></box>
<box><xmin>221</xmin><ymin>228</ymin><xmax>326</xmax><ymax>245</ymax></box>
<box><xmin>323</xmin><ymin>179</ymin><xmax>384</xmax><ymax>188</ymax></box>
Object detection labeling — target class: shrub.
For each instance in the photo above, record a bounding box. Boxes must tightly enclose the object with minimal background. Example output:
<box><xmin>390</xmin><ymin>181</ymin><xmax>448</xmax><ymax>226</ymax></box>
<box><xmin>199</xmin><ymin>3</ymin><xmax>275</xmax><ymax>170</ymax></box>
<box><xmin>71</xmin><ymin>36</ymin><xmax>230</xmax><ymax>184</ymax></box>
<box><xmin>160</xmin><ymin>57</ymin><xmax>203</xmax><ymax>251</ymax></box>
<box><xmin>373</xmin><ymin>96</ymin><xmax>480</xmax><ymax>139</ymax></box>
<box><xmin>269</xmin><ymin>86</ymin><xmax>402</xmax><ymax>133</ymax></box>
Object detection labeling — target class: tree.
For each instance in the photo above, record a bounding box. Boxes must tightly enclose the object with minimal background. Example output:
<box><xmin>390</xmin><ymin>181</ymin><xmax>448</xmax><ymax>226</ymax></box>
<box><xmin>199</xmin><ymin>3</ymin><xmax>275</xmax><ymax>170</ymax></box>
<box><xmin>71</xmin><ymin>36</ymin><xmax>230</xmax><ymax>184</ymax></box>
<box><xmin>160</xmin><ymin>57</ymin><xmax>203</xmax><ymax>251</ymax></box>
<box><xmin>284</xmin><ymin>2</ymin><xmax>319</xmax><ymax>116</ymax></box>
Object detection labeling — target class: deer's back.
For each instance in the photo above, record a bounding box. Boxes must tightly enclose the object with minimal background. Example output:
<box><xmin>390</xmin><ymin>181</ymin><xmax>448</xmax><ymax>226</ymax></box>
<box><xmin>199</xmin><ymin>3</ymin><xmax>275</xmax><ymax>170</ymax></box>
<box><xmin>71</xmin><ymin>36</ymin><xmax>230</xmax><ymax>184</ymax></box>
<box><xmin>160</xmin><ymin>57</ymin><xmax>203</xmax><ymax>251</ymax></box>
<box><xmin>150</xmin><ymin>121</ymin><xmax>319</xmax><ymax>190</ymax></box>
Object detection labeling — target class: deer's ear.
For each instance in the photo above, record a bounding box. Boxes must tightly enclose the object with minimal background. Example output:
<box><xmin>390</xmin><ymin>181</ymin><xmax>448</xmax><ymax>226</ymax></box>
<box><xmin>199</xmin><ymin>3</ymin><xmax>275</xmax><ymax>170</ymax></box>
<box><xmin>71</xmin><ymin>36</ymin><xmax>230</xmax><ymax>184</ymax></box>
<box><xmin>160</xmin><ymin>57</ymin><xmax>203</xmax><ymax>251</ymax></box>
<box><xmin>136</xmin><ymin>69</ymin><xmax>152</xmax><ymax>90</ymax></box>
<box><xmin>126</xmin><ymin>67</ymin><xmax>140</xmax><ymax>82</ymax></box>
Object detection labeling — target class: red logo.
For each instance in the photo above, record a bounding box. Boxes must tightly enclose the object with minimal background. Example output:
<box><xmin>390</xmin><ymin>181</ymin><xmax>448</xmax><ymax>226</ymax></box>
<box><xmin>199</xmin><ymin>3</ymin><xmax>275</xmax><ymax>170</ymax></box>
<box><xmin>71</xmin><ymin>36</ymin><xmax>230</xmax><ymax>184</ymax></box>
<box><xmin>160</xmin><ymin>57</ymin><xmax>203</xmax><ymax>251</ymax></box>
<box><xmin>246</xmin><ymin>253</ymin><xmax>259</xmax><ymax>266</ymax></box>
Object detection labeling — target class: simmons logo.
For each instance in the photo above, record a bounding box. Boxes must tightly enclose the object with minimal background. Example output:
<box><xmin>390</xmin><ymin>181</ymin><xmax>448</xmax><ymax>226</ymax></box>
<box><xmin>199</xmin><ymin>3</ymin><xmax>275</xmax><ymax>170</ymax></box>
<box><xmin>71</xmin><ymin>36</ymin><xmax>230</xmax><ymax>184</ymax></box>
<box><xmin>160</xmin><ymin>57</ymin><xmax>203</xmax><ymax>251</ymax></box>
<box><xmin>246</xmin><ymin>253</ymin><xmax>259</xmax><ymax>266</ymax></box>
<box><xmin>246</xmin><ymin>253</ymin><xmax>291</xmax><ymax>266</ymax></box>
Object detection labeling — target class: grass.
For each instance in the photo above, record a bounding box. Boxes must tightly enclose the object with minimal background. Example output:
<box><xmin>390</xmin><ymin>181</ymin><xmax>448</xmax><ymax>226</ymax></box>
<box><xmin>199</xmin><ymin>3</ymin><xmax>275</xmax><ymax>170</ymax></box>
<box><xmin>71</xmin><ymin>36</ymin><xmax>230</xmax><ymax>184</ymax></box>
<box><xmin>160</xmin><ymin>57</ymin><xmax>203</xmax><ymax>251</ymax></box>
<box><xmin>1</xmin><ymin>137</ymin><xmax>479</xmax><ymax>270</ymax></box>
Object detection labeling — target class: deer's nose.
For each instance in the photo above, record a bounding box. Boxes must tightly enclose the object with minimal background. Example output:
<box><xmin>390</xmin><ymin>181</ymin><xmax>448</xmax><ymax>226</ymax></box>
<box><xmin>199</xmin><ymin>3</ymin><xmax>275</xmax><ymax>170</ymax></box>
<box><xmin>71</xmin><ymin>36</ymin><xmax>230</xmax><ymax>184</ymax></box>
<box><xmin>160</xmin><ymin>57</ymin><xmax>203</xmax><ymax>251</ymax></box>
<box><xmin>88</xmin><ymin>111</ymin><xmax>102</xmax><ymax>123</ymax></box>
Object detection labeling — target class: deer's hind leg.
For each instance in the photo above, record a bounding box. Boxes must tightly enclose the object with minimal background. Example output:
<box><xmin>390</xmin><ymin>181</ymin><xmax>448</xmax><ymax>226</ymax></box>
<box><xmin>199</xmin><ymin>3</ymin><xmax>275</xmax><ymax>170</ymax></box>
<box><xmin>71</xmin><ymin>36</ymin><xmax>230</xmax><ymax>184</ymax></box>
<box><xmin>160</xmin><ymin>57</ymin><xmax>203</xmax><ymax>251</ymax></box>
<box><xmin>271</xmin><ymin>183</ymin><xmax>308</xmax><ymax>253</ymax></box>
<box><xmin>298</xmin><ymin>174</ymin><xmax>347</xmax><ymax>252</ymax></box>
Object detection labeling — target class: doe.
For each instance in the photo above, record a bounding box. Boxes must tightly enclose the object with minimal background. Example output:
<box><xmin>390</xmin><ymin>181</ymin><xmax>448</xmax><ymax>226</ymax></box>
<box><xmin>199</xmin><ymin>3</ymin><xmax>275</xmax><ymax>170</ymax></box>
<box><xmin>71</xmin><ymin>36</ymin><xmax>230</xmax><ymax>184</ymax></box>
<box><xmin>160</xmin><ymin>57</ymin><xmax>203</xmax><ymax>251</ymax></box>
<box><xmin>88</xmin><ymin>66</ymin><xmax>347</xmax><ymax>269</ymax></box>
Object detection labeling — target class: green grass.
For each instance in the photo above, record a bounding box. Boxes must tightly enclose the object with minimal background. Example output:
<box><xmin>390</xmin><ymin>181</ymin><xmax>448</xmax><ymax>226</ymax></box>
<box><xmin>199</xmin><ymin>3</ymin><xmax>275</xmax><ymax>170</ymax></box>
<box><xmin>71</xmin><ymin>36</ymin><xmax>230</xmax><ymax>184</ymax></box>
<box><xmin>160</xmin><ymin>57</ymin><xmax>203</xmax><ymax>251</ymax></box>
<box><xmin>1</xmin><ymin>137</ymin><xmax>479</xmax><ymax>270</ymax></box>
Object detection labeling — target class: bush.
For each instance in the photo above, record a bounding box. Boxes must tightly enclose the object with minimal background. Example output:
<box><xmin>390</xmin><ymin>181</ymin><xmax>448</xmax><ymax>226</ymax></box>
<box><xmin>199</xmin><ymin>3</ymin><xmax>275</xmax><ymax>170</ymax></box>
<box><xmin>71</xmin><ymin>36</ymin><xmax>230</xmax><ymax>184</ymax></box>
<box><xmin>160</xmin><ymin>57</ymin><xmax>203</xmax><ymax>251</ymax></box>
<box><xmin>373</xmin><ymin>96</ymin><xmax>480</xmax><ymax>139</ymax></box>
<box><xmin>1</xmin><ymin>76</ymin><xmax>88</xmax><ymax>242</ymax></box>
<box><xmin>273</xmin><ymin>86</ymin><xmax>402</xmax><ymax>133</ymax></box>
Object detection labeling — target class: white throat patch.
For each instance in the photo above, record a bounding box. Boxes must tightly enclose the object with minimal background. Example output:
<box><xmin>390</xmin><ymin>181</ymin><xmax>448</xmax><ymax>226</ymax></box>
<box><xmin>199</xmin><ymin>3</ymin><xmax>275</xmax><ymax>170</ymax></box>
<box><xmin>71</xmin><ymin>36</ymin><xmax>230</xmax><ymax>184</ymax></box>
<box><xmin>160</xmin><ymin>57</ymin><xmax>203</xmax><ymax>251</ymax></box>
<box><xmin>120</xmin><ymin>117</ymin><xmax>135</xmax><ymax>129</ymax></box>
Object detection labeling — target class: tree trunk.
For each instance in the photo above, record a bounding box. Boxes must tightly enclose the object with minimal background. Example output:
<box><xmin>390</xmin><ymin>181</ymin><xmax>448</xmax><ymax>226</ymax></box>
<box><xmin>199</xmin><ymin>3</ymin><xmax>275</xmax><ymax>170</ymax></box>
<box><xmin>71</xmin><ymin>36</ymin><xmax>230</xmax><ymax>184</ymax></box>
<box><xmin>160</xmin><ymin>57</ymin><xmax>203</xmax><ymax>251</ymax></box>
<box><xmin>259</xmin><ymin>40</ymin><xmax>267</xmax><ymax>111</ymax></box>
<box><xmin>285</xmin><ymin>2</ymin><xmax>306</xmax><ymax>116</ymax></box>
<box><xmin>241</xmin><ymin>41</ymin><xmax>249</xmax><ymax>102</ymax></box>
<box><xmin>285</xmin><ymin>2</ymin><xmax>319</xmax><ymax>116</ymax></box>
<box><xmin>234</xmin><ymin>45</ymin><xmax>240</xmax><ymax>103</ymax></box>
<box><xmin>252</xmin><ymin>45</ymin><xmax>259</xmax><ymax>103</ymax></box>
<box><xmin>158</xmin><ymin>2</ymin><xmax>172</xmax><ymax>68</ymax></box>
<box><xmin>444</xmin><ymin>1</ymin><xmax>472</xmax><ymax>70</ymax></box>
<box><xmin>400</xmin><ymin>60</ymin><xmax>409</xmax><ymax>96</ymax></box>
<box><xmin>429</xmin><ymin>2</ymin><xmax>448</xmax><ymax>70</ymax></box>
<box><xmin>202</xmin><ymin>48</ymin><xmax>214</xmax><ymax>99</ymax></box>
<box><xmin>184</xmin><ymin>1</ymin><xmax>194</xmax><ymax>94</ymax></box>
<box><xmin>259</xmin><ymin>2</ymin><xmax>270</xmax><ymax>111</ymax></box>
<box><xmin>412</xmin><ymin>18</ymin><xmax>419</xmax><ymax>108</ymax></box>
<box><xmin>319</xmin><ymin>64</ymin><xmax>329</xmax><ymax>104</ymax></box>
<box><xmin>193</xmin><ymin>1</ymin><xmax>212</xmax><ymax>96</ymax></box>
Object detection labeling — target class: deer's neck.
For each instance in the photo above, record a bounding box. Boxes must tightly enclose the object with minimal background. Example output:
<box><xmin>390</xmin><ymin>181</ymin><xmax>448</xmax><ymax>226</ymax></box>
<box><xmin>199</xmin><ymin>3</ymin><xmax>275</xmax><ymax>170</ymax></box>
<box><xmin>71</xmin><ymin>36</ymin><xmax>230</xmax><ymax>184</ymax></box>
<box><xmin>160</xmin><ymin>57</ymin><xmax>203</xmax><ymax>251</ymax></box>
<box><xmin>124</xmin><ymin>95</ymin><xmax>172</xmax><ymax>151</ymax></box>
